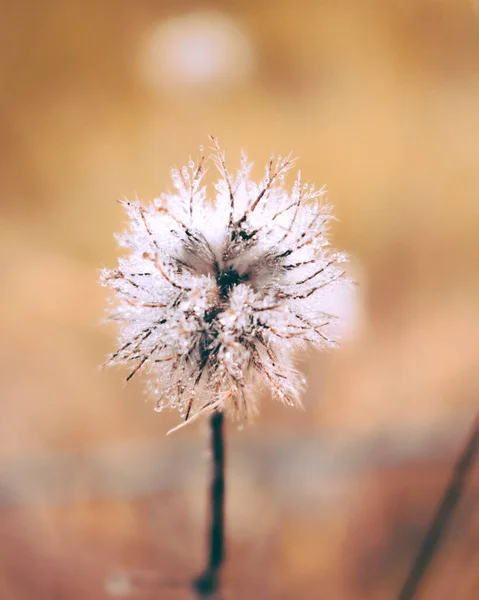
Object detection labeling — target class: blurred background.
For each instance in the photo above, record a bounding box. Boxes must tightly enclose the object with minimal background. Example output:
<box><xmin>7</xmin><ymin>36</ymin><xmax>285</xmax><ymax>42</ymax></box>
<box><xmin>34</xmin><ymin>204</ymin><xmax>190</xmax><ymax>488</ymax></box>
<box><xmin>1</xmin><ymin>0</ymin><xmax>479</xmax><ymax>598</ymax></box>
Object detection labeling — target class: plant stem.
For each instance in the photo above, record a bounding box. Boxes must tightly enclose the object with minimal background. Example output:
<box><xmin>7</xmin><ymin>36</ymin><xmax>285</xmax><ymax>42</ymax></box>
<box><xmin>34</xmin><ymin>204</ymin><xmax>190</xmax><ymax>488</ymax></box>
<box><xmin>194</xmin><ymin>411</ymin><xmax>226</xmax><ymax>598</ymax></box>
<box><xmin>397</xmin><ymin>411</ymin><xmax>479</xmax><ymax>600</ymax></box>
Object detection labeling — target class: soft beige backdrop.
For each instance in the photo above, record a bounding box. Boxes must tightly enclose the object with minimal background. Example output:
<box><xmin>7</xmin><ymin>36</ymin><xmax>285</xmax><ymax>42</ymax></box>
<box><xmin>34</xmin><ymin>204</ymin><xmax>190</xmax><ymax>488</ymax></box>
<box><xmin>1</xmin><ymin>1</ymin><xmax>478</xmax><ymax>598</ymax></box>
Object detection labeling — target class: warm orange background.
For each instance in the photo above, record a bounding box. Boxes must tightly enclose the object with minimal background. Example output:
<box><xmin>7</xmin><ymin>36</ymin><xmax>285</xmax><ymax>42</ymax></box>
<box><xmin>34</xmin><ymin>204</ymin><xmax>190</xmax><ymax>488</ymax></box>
<box><xmin>1</xmin><ymin>1</ymin><xmax>479</xmax><ymax>598</ymax></box>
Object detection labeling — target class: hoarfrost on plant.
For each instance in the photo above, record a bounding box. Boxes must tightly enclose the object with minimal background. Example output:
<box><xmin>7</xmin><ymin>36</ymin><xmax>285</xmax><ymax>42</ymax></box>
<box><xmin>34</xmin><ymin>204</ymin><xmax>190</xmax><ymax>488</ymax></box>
<box><xmin>101</xmin><ymin>137</ymin><xmax>350</xmax><ymax>431</ymax></box>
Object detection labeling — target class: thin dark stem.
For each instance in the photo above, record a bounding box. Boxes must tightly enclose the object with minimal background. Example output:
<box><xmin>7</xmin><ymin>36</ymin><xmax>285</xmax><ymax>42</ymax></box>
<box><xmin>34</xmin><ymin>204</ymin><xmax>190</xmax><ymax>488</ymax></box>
<box><xmin>397</xmin><ymin>411</ymin><xmax>479</xmax><ymax>600</ymax></box>
<box><xmin>193</xmin><ymin>411</ymin><xmax>226</xmax><ymax>598</ymax></box>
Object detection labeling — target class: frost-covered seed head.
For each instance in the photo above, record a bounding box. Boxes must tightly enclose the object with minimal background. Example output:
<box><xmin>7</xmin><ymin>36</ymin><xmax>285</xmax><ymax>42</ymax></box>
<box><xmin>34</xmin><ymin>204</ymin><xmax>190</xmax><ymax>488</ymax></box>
<box><xmin>101</xmin><ymin>137</ymin><xmax>350</xmax><ymax>432</ymax></box>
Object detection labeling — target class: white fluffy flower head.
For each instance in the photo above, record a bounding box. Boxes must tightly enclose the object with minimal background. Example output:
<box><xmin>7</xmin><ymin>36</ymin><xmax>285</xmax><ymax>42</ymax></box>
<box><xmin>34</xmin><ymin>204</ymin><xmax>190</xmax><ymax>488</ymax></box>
<box><xmin>101</xmin><ymin>137</ymin><xmax>349</xmax><ymax>432</ymax></box>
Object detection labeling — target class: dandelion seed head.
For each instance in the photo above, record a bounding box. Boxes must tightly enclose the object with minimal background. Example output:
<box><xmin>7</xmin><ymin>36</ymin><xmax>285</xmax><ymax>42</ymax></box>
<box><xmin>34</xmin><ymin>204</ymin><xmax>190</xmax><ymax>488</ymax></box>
<box><xmin>101</xmin><ymin>138</ymin><xmax>351</xmax><ymax>431</ymax></box>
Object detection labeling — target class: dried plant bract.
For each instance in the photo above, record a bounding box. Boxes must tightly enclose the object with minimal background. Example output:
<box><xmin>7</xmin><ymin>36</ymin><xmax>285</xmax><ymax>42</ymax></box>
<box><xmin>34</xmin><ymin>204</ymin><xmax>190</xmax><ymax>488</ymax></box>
<box><xmin>101</xmin><ymin>138</ymin><xmax>350</xmax><ymax>432</ymax></box>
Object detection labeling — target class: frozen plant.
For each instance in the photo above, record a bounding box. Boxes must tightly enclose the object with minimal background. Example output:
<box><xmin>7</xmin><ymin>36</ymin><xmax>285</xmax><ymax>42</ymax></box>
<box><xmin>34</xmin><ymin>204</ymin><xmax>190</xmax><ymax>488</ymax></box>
<box><xmin>101</xmin><ymin>137</ymin><xmax>349</xmax><ymax>432</ymax></box>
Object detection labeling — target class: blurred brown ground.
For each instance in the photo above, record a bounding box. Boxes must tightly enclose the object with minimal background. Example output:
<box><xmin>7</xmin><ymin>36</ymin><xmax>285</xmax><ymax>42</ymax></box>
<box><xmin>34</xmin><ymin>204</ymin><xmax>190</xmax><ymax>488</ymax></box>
<box><xmin>1</xmin><ymin>0</ymin><xmax>479</xmax><ymax>598</ymax></box>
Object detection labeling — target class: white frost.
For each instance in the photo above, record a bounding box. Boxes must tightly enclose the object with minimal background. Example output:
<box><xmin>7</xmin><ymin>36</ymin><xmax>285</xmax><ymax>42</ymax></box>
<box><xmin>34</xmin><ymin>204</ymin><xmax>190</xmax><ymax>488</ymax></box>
<box><xmin>101</xmin><ymin>137</ymin><xmax>351</xmax><ymax>430</ymax></box>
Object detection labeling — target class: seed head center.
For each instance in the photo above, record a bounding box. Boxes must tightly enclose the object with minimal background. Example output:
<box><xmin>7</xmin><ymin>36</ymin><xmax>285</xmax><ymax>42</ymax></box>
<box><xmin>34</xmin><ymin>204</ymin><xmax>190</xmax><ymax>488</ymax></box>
<box><xmin>216</xmin><ymin>265</ymin><xmax>250</xmax><ymax>300</ymax></box>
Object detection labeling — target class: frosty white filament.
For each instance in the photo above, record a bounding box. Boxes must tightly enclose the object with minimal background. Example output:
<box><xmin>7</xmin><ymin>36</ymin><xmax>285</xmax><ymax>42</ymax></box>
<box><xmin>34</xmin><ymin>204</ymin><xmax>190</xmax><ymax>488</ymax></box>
<box><xmin>101</xmin><ymin>137</ymin><xmax>349</xmax><ymax>430</ymax></box>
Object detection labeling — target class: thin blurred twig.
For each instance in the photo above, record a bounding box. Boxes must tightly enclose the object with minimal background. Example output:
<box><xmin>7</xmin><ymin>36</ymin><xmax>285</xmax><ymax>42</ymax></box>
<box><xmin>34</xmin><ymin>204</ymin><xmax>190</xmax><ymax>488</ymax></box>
<box><xmin>397</xmin><ymin>411</ymin><xmax>479</xmax><ymax>600</ymax></box>
<box><xmin>193</xmin><ymin>411</ymin><xmax>226</xmax><ymax>599</ymax></box>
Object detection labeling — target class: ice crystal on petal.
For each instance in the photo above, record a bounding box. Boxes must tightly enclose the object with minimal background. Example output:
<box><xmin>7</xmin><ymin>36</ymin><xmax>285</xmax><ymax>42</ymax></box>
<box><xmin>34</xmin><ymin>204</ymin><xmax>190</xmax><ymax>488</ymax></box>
<box><xmin>101</xmin><ymin>137</ymin><xmax>350</xmax><ymax>431</ymax></box>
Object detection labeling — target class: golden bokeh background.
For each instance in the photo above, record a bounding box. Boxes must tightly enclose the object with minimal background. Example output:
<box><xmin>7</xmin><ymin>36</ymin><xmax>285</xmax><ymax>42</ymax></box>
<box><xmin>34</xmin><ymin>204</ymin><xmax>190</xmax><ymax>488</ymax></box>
<box><xmin>1</xmin><ymin>0</ymin><xmax>479</xmax><ymax>598</ymax></box>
